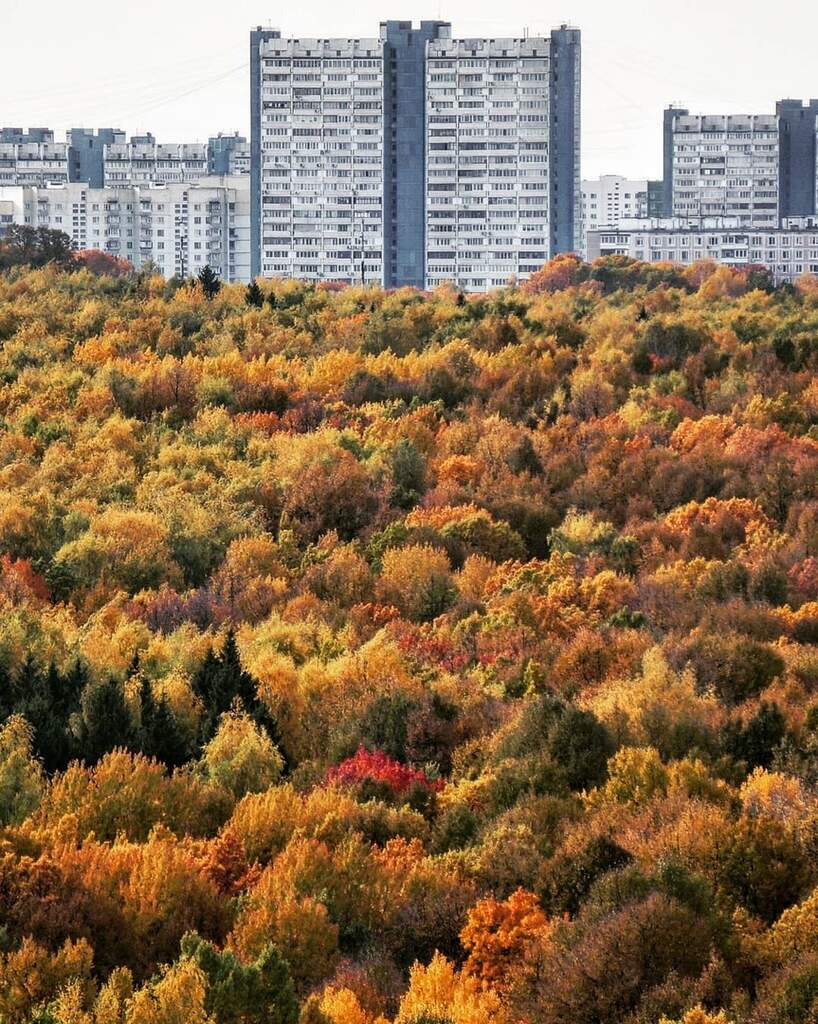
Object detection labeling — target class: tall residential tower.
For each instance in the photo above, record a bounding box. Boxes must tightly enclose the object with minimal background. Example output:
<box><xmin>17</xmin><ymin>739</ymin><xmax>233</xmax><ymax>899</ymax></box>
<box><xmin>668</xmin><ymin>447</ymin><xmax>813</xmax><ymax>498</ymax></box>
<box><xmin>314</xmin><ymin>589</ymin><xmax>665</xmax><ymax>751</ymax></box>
<box><xmin>662</xmin><ymin>101</ymin><xmax>818</xmax><ymax>226</ymax></box>
<box><xmin>250</xmin><ymin>21</ymin><xmax>581</xmax><ymax>289</ymax></box>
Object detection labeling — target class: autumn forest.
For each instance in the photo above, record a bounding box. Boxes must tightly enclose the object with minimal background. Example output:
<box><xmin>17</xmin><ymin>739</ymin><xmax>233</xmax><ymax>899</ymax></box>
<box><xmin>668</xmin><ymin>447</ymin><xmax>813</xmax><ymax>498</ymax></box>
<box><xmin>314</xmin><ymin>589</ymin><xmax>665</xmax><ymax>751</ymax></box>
<box><xmin>3</xmin><ymin>253</ymin><xmax>818</xmax><ymax>1024</ymax></box>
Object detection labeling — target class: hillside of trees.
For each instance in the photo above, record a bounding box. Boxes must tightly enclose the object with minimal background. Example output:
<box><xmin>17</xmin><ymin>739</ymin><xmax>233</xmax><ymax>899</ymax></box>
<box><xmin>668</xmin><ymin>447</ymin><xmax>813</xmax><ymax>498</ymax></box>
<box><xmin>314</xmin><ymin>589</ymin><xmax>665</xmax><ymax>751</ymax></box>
<box><xmin>3</xmin><ymin>254</ymin><xmax>818</xmax><ymax>1022</ymax></box>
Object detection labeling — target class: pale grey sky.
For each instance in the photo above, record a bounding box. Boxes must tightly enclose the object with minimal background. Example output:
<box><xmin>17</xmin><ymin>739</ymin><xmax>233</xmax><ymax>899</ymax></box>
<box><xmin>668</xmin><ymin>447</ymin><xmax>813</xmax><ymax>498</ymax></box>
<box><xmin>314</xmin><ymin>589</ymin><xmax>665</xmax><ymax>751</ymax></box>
<box><xmin>2</xmin><ymin>0</ymin><xmax>817</xmax><ymax>179</ymax></box>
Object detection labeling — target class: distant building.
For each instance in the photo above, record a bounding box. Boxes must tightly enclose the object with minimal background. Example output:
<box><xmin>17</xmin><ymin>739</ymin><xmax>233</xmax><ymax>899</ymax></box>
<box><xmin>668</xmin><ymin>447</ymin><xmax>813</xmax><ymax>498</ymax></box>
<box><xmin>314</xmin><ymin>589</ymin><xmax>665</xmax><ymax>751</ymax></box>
<box><xmin>777</xmin><ymin>99</ymin><xmax>818</xmax><ymax>218</ymax></box>
<box><xmin>670</xmin><ymin>114</ymin><xmax>780</xmax><ymax>228</ymax></box>
<box><xmin>250</xmin><ymin>21</ymin><xmax>581</xmax><ymax>289</ymax></box>
<box><xmin>0</xmin><ymin>128</ymin><xmax>54</xmax><ymax>144</ymax></box>
<box><xmin>104</xmin><ymin>139</ymin><xmax>208</xmax><ymax>188</ymax></box>
<box><xmin>580</xmin><ymin>175</ymin><xmax>649</xmax><ymax>256</ymax></box>
<box><xmin>0</xmin><ymin>177</ymin><xmax>251</xmax><ymax>282</ymax></box>
<box><xmin>647</xmin><ymin>180</ymin><xmax>664</xmax><ymax>218</ymax></box>
<box><xmin>0</xmin><ymin>128</ymin><xmax>249</xmax><ymax>190</ymax></box>
<box><xmin>587</xmin><ymin>216</ymin><xmax>818</xmax><ymax>283</ymax></box>
<box><xmin>662</xmin><ymin>101</ymin><xmax>818</xmax><ymax>226</ymax></box>
<box><xmin>0</xmin><ymin>138</ymin><xmax>69</xmax><ymax>186</ymax></box>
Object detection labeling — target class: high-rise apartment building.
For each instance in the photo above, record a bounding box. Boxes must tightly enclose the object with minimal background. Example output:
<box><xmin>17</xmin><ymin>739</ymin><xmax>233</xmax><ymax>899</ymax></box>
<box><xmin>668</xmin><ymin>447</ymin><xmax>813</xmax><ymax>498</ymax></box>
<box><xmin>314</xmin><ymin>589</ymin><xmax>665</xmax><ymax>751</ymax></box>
<box><xmin>424</xmin><ymin>31</ymin><xmax>579</xmax><ymax>291</ymax></box>
<box><xmin>777</xmin><ymin>99</ymin><xmax>818</xmax><ymax>218</ymax></box>
<box><xmin>662</xmin><ymin>102</ymin><xmax>818</xmax><ymax>227</ymax></box>
<box><xmin>0</xmin><ymin>177</ymin><xmax>251</xmax><ymax>281</ymax></box>
<box><xmin>670</xmin><ymin>114</ymin><xmax>780</xmax><ymax>228</ymax></box>
<box><xmin>252</xmin><ymin>31</ymin><xmax>386</xmax><ymax>284</ymax></box>
<box><xmin>250</xmin><ymin>21</ymin><xmax>581</xmax><ymax>289</ymax></box>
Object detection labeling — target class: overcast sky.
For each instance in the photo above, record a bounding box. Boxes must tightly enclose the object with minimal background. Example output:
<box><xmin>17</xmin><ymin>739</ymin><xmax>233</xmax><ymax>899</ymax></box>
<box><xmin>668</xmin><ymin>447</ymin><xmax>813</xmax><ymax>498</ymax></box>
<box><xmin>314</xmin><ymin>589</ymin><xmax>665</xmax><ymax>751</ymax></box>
<box><xmin>2</xmin><ymin>0</ymin><xmax>817</xmax><ymax>180</ymax></box>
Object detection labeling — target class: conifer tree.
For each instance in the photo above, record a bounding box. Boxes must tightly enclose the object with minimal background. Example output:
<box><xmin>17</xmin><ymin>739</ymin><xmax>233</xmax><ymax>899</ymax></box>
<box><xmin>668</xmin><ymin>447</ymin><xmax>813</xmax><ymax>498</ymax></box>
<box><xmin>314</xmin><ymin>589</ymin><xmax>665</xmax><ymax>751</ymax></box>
<box><xmin>198</xmin><ymin>264</ymin><xmax>222</xmax><ymax>299</ymax></box>
<box><xmin>76</xmin><ymin>678</ymin><xmax>136</xmax><ymax>764</ymax></box>
<box><xmin>180</xmin><ymin>933</ymin><xmax>299</xmax><ymax>1024</ymax></box>
<box><xmin>246</xmin><ymin>280</ymin><xmax>264</xmax><ymax>308</ymax></box>
<box><xmin>192</xmin><ymin>630</ymin><xmax>282</xmax><ymax>755</ymax></box>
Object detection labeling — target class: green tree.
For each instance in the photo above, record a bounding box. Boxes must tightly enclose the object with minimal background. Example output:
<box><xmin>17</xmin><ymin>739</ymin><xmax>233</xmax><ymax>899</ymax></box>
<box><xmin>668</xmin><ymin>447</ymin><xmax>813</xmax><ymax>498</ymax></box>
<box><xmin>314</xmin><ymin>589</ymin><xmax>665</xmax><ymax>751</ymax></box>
<box><xmin>0</xmin><ymin>224</ymin><xmax>75</xmax><ymax>269</ymax></box>
<box><xmin>180</xmin><ymin>932</ymin><xmax>299</xmax><ymax>1024</ymax></box>
<box><xmin>245</xmin><ymin>281</ymin><xmax>264</xmax><ymax>308</ymax></box>
<box><xmin>137</xmin><ymin>674</ymin><xmax>191</xmax><ymax>768</ymax></box>
<box><xmin>198</xmin><ymin>264</ymin><xmax>222</xmax><ymax>299</ymax></box>
<box><xmin>390</xmin><ymin>439</ymin><xmax>426</xmax><ymax>510</ymax></box>
<box><xmin>721</xmin><ymin>702</ymin><xmax>787</xmax><ymax>771</ymax></box>
<box><xmin>75</xmin><ymin>677</ymin><xmax>136</xmax><ymax>764</ymax></box>
<box><xmin>548</xmin><ymin>707</ymin><xmax>614</xmax><ymax>791</ymax></box>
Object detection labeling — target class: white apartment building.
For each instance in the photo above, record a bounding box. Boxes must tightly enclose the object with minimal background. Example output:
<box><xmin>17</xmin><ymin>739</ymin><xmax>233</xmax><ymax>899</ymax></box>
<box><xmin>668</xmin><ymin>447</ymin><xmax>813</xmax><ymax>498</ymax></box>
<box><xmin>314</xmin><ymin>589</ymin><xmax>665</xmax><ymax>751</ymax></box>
<box><xmin>104</xmin><ymin>141</ymin><xmax>209</xmax><ymax>188</ymax></box>
<box><xmin>672</xmin><ymin>115</ymin><xmax>780</xmax><ymax>227</ymax></box>
<box><xmin>580</xmin><ymin>175</ymin><xmax>648</xmax><ymax>255</ymax></box>
<box><xmin>424</xmin><ymin>36</ymin><xmax>552</xmax><ymax>291</ymax></box>
<box><xmin>0</xmin><ymin>177</ymin><xmax>251</xmax><ymax>282</ymax></box>
<box><xmin>257</xmin><ymin>36</ymin><xmax>385</xmax><ymax>283</ymax></box>
<box><xmin>587</xmin><ymin>217</ymin><xmax>818</xmax><ymax>284</ymax></box>
<box><xmin>0</xmin><ymin>141</ymin><xmax>70</xmax><ymax>186</ymax></box>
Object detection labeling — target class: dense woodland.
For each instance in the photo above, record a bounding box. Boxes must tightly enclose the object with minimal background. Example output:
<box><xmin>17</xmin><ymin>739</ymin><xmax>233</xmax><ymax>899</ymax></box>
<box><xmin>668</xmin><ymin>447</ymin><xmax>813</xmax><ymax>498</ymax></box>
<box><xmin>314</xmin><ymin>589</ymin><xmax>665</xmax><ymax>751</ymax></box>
<box><xmin>3</xmin><ymin>252</ymin><xmax>818</xmax><ymax>1022</ymax></box>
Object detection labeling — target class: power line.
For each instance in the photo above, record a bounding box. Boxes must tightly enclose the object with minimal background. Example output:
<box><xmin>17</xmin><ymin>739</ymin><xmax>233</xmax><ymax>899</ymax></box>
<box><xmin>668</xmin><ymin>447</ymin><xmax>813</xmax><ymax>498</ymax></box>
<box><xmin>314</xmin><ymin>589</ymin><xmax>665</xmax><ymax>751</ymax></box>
<box><xmin>111</xmin><ymin>62</ymin><xmax>249</xmax><ymax>125</ymax></box>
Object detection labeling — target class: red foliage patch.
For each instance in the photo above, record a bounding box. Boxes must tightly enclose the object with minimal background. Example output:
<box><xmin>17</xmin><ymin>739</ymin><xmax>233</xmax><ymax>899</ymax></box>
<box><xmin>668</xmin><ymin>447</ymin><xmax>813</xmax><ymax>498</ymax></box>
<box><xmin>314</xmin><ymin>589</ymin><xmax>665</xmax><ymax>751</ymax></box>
<box><xmin>326</xmin><ymin>746</ymin><xmax>442</xmax><ymax>794</ymax></box>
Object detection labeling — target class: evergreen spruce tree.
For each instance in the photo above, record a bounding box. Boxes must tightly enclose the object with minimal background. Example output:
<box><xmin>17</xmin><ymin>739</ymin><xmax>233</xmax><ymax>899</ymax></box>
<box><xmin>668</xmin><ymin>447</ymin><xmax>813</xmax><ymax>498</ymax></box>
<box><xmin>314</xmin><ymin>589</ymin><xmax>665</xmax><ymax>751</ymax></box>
<box><xmin>245</xmin><ymin>280</ymin><xmax>264</xmax><ymax>308</ymax></box>
<box><xmin>138</xmin><ymin>674</ymin><xmax>191</xmax><ymax>768</ymax></box>
<box><xmin>198</xmin><ymin>264</ymin><xmax>222</xmax><ymax>299</ymax></box>
<box><xmin>24</xmin><ymin>661</ymin><xmax>74</xmax><ymax>773</ymax></box>
<box><xmin>218</xmin><ymin>629</ymin><xmax>258</xmax><ymax>711</ymax></box>
<box><xmin>0</xmin><ymin>662</ymin><xmax>11</xmax><ymax>720</ymax></box>
<box><xmin>62</xmin><ymin>659</ymin><xmax>89</xmax><ymax>715</ymax></box>
<box><xmin>11</xmin><ymin>653</ymin><xmax>41</xmax><ymax>711</ymax></box>
<box><xmin>181</xmin><ymin>933</ymin><xmax>299</xmax><ymax>1024</ymax></box>
<box><xmin>193</xmin><ymin>629</ymin><xmax>256</xmax><ymax>742</ymax></box>
<box><xmin>76</xmin><ymin>678</ymin><xmax>136</xmax><ymax>764</ymax></box>
<box><xmin>192</xmin><ymin>629</ymin><xmax>282</xmax><ymax>755</ymax></box>
<box><xmin>9</xmin><ymin>656</ymin><xmax>70</xmax><ymax>771</ymax></box>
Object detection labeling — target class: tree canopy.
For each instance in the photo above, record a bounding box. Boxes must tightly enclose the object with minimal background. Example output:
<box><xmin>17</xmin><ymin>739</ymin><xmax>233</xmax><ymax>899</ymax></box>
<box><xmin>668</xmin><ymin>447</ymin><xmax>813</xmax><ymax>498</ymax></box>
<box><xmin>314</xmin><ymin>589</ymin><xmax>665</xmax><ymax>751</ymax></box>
<box><xmin>1</xmin><ymin>256</ymin><xmax>818</xmax><ymax>1021</ymax></box>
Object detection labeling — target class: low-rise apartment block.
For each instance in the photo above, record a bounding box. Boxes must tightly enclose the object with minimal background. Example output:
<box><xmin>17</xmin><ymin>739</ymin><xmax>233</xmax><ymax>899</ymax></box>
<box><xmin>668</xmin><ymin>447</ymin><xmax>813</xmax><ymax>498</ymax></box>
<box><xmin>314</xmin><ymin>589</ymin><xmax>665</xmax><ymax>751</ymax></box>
<box><xmin>0</xmin><ymin>139</ymin><xmax>70</xmax><ymax>186</ymax></box>
<box><xmin>0</xmin><ymin>177</ymin><xmax>251</xmax><ymax>282</ymax></box>
<box><xmin>104</xmin><ymin>138</ymin><xmax>209</xmax><ymax>188</ymax></box>
<box><xmin>0</xmin><ymin>128</ymin><xmax>250</xmax><ymax>191</ymax></box>
<box><xmin>587</xmin><ymin>217</ymin><xmax>818</xmax><ymax>283</ymax></box>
